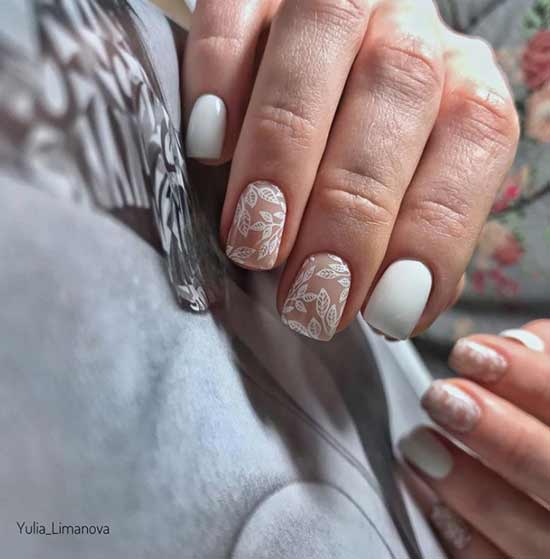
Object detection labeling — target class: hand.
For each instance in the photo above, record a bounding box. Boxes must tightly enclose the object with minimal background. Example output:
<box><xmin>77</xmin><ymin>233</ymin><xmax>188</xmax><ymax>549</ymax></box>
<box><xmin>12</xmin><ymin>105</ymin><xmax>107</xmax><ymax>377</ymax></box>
<box><xmin>183</xmin><ymin>0</ymin><xmax>519</xmax><ymax>341</ymax></box>
<box><xmin>400</xmin><ymin>320</ymin><xmax>550</xmax><ymax>558</ymax></box>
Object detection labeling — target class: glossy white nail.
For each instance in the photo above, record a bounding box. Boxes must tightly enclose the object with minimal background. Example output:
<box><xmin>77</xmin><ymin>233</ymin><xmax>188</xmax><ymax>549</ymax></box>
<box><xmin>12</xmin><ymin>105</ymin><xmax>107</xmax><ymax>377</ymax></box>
<box><xmin>499</xmin><ymin>329</ymin><xmax>545</xmax><ymax>353</ymax></box>
<box><xmin>186</xmin><ymin>94</ymin><xmax>226</xmax><ymax>160</ymax></box>
<box><xmin>364</xmin><ymin>260</ymin><xmax>432</xmax><ymax>340</ymax></box>
<box><xmin>184</xmin><ymin>0</ymin><xmax>196</xmax><ymax>13</ymax></box>
<box><xmin>399</xmin><ymin>429</ymin><xmax>453</xmax><ymax>480</ymax></box>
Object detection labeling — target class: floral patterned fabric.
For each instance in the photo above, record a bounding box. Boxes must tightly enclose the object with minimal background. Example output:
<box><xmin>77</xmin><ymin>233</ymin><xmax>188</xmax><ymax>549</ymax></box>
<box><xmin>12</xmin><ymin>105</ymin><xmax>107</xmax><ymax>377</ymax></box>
<box><xmin>420</xmin><ymin>0</ymin><xmax>550</xmax><ymax>373</ymax></box>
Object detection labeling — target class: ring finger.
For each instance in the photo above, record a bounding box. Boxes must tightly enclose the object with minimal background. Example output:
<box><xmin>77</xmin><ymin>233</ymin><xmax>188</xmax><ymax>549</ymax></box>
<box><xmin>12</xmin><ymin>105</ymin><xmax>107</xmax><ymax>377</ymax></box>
<box><xmin>400</xmin><ymin>428</ymin><xmax>550</xmax><ymax>558</ymax></box>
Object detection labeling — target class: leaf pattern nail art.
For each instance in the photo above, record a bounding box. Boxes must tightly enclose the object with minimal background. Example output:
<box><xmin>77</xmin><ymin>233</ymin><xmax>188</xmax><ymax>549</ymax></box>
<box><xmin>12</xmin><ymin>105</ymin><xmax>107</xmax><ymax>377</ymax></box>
<box><xmin>282</xmin><ymin>254</ymin><xmax>351</xmax><ymax>342</ymax></box>
<box><xmin>226</xmin><ymin>181</ymin><xmax>286</xmax><ymax>270</ymax></box>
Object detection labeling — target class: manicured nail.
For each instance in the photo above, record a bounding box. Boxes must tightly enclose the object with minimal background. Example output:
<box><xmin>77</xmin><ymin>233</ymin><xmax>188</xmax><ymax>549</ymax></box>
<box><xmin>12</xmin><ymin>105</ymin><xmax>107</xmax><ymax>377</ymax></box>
<box><xmin>226</xmin><ymin>182</ymin><xmax>286</xmax><ymax>270</ymax></box>
<box><xmin>422</xmin><ymin>381</ymin><xmax>481</xmax><ymax>433</ymax></box>
<box><xmin>499</xmin><ymin>329</ymin><xmax>545</xmax><ymax>353</ymax></box>
<box><xmin>449</xmin><ymin>339</ymin><xmax>507</xmax><ymax>382</ymax></box>
<box><xmin>399</xmin><ymin>429</ymin><xmax>453</xmax><ymax>480</ymax></box>
<box><xmin>184</xmin><ymin>0</ymin><xmax>196</xmax><ymax>12</ymax></box>
<box><xmin>282</xmin><ymin>254</ymin><xmax>351</xmax><ymax>342</ymax></box>
<box><xmin>364</xmin><ymin>260</ymin><xmax>432</xmax><ymax>340</ymax></box>
<box><xmin>186</xmin><ymin>94</ymin><xmax>226</xmax><ymax>159</ymax></box>
<box><xmin>430</xmin><ymin>504</ymin><xmax>472</xmax><ymax>551</ymax></box>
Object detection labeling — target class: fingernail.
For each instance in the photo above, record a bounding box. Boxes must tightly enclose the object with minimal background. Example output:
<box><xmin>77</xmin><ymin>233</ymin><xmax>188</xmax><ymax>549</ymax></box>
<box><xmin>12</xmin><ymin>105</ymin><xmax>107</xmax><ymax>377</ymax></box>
<box><xmin>399</xmin><ymin>429</ymin><xmax>453</xmax><ymax>480</ymax></box>
<box><xmin>422</xmin><ymin>381</ymin><xmax>481</xmax><ymax>433</ymax></box>
<box><xmin>430</xmin><ymin>504</ymin><xmax>472</xmax><ymax>551</ymax></box>
<box><xmin>364</xmin><ymin>260</ymin><xmax>432</xmax><ymax>340</ymax></box>
<box><xmin>281</xmin><ymin>254</ymin><xmax>351</xmax><ymax>342</ymax></box>
<box><xmin>226</xmin><ymin>182</ymin><xmax>286</xmax><ymax>270</ymax></box>
<box><xmin>184</xmin><ymin>0</ymin><xmax>196</xmax><ymax>12</ymax></box>
<box><xmin>186</xmin><ymin>94</ymin><xmax>226</xmax><ymax>160</ymax></box>
<box><xmin>449</xmin><ymin>339</ymin><xmax>507</xmax><ymax>382</ymax></box>
<box><xmin>499</xmin><ymin>329</ymin><xmax>545</xmax><ymax>353</ymax></box>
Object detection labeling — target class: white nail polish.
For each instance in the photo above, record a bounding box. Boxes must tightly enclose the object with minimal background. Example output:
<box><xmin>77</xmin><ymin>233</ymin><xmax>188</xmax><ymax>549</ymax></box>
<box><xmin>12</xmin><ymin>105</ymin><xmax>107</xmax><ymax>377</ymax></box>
<box><xmin>399</xmin><ymin>429</ymin><xmax>453</xmax><ymax>480</ymax></box>
<box><xmin>499</xmin><ymin>329</ymin><xmax>545</xmax><ymax>353</ymax></box>
<box><xmin>364</xmin><ymin>260</ymin><xmax>432</xmax><ymax>340</ymax></box>
<box><xmin>184</xmin><ymin>0</ymin><xmax>196</xmax><ymax>13</ymax></box>
<box><xmin>186</xmin><ymin>94</ymin><xmax>226</xmax><ymax>160</ymax></box>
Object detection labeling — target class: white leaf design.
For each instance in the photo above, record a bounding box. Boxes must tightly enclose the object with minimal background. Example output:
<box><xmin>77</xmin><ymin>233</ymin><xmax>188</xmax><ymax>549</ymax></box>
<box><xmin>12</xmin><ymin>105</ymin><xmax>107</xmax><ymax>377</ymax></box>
<box><xmin>274</xmin><ymin>212</ymin><xmax>285</xmax><ymax>219</ymax></box>
<box><xmin>268</xmin><ymin>237</ymin><xmax>279</xmax><ymax>254</ymax></box>
<box><xmin>245</xmin><ymin>188</ymin><xmax>258</xmax><ymax>207</ymax></box>
<box><xmin>259</xmin><ymin>211</ymin><xmax>273</xmax><ymax>223</ymax></box>
<box><xmin>250</xmin><ymin>221</ymin><xmax>265</xmax><ymax>231</ymax></box>
<box><xmin>303</xmin><ymin>293</ymin><xmax>317</xmax><ymax>303</ymax></box>
<box><xmin>237</xmin><ymin>210</ymin><xmax>251</xmax><ymax>236</ymax></box>
<box><xmin>330</xmin><ymin>263</ymin><xmax>348</xmax><ymax>273</ymax></box>
<box><xmin>338</xmin><ymin>278</ymin><xmax>350</xmax><ymax>288</ymax></box>
<box><xmin>296</xmin><ymin>284</ymin><xmax>308</xmax><ymax>298</ymax></box>
<box><xmin>307</xmin><ymin>318</ymin><xmax>322</xmax><ymax>339</ymax></box>
<box><xmin>316</xmin><ymin>268</ymin><xmax>336</xmax><ymax>280</ymax></box>
<box><xmin>261</xmin><ymin>226</ymin><xmax>273</xmax><ymax>241</ymax></box>
<box><xmin>295</xmin><ymin>300</ymin><xmax>307</xmax><ymax>313</ymax></box>
<box><xmin>258</xmin><ymin>187</ymin><xmax>278</xmax><ymax>203</ymax></box>
<box><xmin>326</xmin><ymin>304</ymin><xmax>339</xmax><ymax>329</ymax></box>
<box><xmin>228</xmin><ymin>246</ymin><xmax>255</xmax><ymax>262</ymax></box>
<box><xmin>316</xmin><ymin>288</ymin><xmax>330</xmax><ymax>318</ymax></box>
<box><xmin>303</xmin><ymin>265</ymin><xmax>315</xmax><ymax>282</ymax></box>
<box><xmin>258</xmin><ymin>242</ymin><xmax>269</xmax><ymax>259</ymax></box>
<box><xmin>339</xmin><ymin>288</ymin><xmax>349</xmax><ymax>303</ymax></box>
<box><xmin>287</xmin><ymin>320</ymin><xmax>309</xmax><ymax>336</ymax></box>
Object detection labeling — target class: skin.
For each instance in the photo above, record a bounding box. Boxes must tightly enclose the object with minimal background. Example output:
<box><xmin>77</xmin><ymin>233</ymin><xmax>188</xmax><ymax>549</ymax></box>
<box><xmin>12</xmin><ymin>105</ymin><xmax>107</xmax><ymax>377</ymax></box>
<box><xmin>183</xmin><ymin>0</ymin><xmax>519</xmax><ymax>339</ymax></box>
<box><xmin>412</xmin><ymin>320</ymin><xmax>550</xmax><ymax>558</ymax></box>
<box><xmin>183</xmin><ymin>2</ymin><xmax>543</xmax><ymax>552</ymax></box>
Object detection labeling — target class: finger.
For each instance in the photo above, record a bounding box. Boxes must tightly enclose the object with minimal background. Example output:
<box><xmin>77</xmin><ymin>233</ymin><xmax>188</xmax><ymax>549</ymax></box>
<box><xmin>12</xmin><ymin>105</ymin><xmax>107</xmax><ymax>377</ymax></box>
<box><xmin>184</xmin><ymin>0</ymin><xmax>273</xmax><ymax>163</ymax></box>
<box><xmin>400</xmin><ymin>428</ymin><xmax>550</xmax><ymax>558</ymax></box>
<box><xmin>363</xmin><ymin>33</ymin><xmax>519</xmax><ymax>339</ymax></box>
<box><xmin>277</xmin><ymin>0</ymin><xmax>445</xmax><ymax>339</ymax></box>
<box><xmin>421</xmin><ymin>379</ymin><xmax>550</xmax><ymax>504</ymax></box>
<box><xmin>221</xmin><ymin>0</ymin><xmax>372</xmax><ymax>272</ymax></box>
<box><xmin>400</xmin><ymin>465</ymin><xmax>505</xmax><ymax>559</ymax></box>
<box><xmin>449</xmin><ymin>328</ymin><xmax>550</xmax><ymax>425</ymax></box>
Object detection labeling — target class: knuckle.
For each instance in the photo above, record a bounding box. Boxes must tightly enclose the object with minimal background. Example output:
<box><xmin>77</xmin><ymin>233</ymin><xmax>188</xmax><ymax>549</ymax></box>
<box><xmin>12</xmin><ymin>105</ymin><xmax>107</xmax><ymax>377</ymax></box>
<box><xmin>447</xmin><ymin>87</ymin><xmax>520</xmax><ymax>155</ymax></box>
<box><xmin>406</xmin><ymin>194</ymin><xmax>473</xmax><ymax>241</ymax></box>
<box><xmin>193</xmin><ymin>33</ymin><xmax>244</xmax><ymax>62</ymax></box>
<box><xmin>367</xmin><ymin>38</ymin><xmax>443</xmax><ymax>105</ymax></box>
<box><xmin>313</xmin><ymin>0</ymin><xmax>369</xmax><ymax>29</ymax></box>
<box><xmin>315</xmin><ymin>167</ymin><xmax>397</xmax><ymax>229</ymax></box>
<box><xmin>249</xmin><ymin>101</ymin><xmax>316</xmax><ymax>149</ymax></box>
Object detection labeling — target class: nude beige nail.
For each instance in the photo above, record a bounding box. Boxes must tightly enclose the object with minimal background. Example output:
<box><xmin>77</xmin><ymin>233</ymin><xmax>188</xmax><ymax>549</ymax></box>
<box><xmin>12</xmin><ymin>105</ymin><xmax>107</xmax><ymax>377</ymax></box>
<box><xmin>422</xmin><ymin>381</ymin><xmax>481</xmax><ymax>433</ymax></box>
<box><xmin>226</xmin><ymin>181</ymin><xmax>286</xmax><ymax>270</ymax></box>
<box><xmin>281</xmin><ymin>253</ymin><xmax>351</xmax><ymax>342</ymax></box>
<box><xmin>430</xmin><ymin>504</ymin><xmax>472</xmax><ymax>551</ymax></box>
<box><xmin>449</xmin><ymin>339</ymin><xmax>508</xmax><ymax>383</ymax></box>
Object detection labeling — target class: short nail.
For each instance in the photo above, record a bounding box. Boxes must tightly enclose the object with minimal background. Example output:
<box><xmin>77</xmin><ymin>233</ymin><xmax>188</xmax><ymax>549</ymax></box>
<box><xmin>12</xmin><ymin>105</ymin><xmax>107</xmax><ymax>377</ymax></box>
<box><xmin>399</xmin><ymin>428</ymin><xmax>453</xmax><ymax>480</ymax></box>
<box><xmin>449</xmin><ymin>339</ymin><xmax>507</xmax><ymax>382</ymax></box>
<box><xmin>281</xmin><ymin>253</ymin><xmax>351</xmax><ymax>342</ymax></box>
<box><xmin>186</xmin><ymin>94</ymin><xmax>226</xmax><ymax>160</ymax></box>
<box><xmin>430</xmin><ymin>504</ymin><xmax>472</xmax><ymax>552</ymax></box>
<box><xmin>184</xmin><ymin>0</ymin><xmax>196</xmax><ymax>12</ymax></box>
<box><xmin>364</xmin><ymin>260</ymin><xmax>432</xmax><ymax>340</ymax></box>
<box><xmin>226</xmin><ymin>182</ymin><xmax>286</xmax><ymax>270</ymax></box>
<box><xmin>422</xmin><ymin>381</ymin><xmax>481</xmax><ymax>433</ymax></box>
<box><xmin>499</xmin><ymin>329</ymin><xmax>546</xmax><ymax>353</ymax></box>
